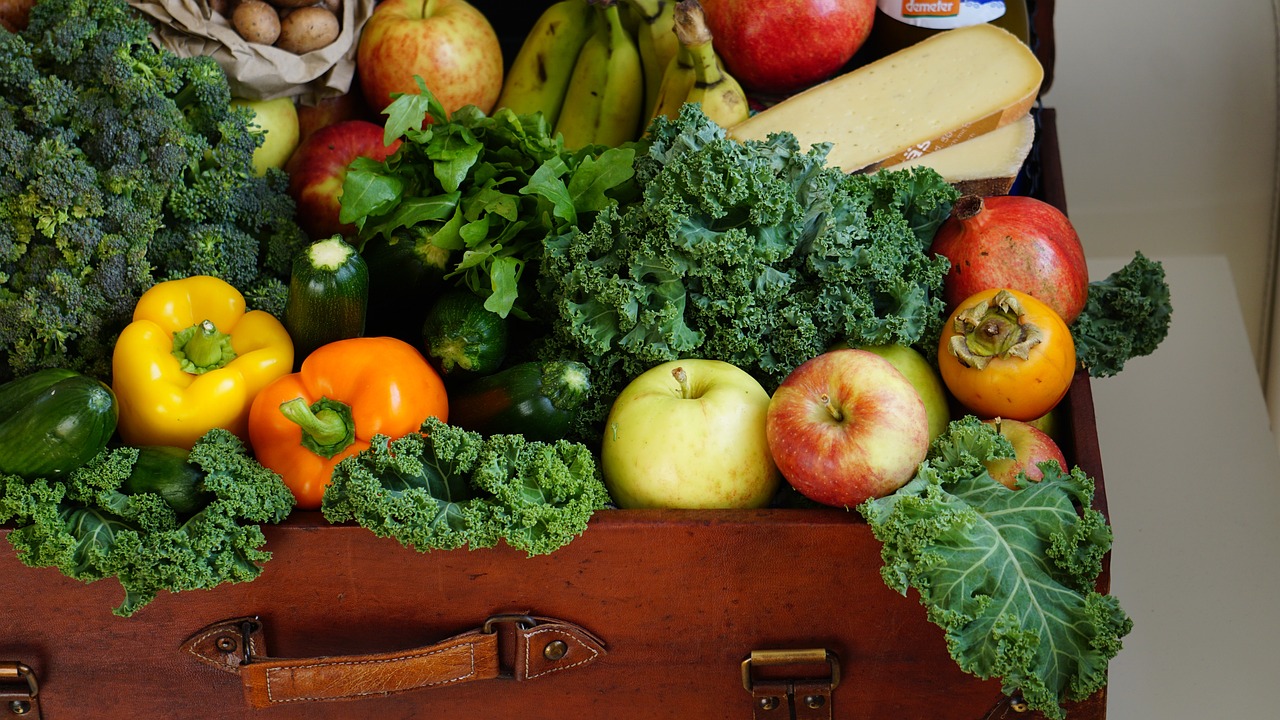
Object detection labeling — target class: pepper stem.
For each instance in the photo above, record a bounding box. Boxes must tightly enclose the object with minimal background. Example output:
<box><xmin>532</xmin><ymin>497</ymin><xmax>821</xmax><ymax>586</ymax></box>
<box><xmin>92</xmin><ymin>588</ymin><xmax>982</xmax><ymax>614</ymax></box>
<box><xmin>172</xmin><ymin>320</ymin><xmax>237</xmax><ymax>374</ymax></box>
<box><xmin>278</xmin><ymin>397</ymin><xmax>356</xmax><ymax>459</ymax></box>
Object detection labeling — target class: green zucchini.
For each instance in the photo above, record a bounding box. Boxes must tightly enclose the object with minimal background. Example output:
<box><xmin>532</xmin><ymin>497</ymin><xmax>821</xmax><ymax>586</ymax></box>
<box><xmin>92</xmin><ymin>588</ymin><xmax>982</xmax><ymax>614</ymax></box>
<box><xmin>421</xmin><ymin>289</ymin><xmax>509</xmax><ymax>380</ymax></box>
<box><xmin>284</xmin><ymin>235</ymin><xmax>369</xmax><ymax>364</ymax></box>
<box><xmin>0</xmin><ymin>368</ymin><xmax>118</xmax><ymax>478</ymax></box>
<box><xmin>448</xmin><ymin>360</ymin><xmax>591</xmax><ymax>442</ymax></box>
<box><xmin>120</xmin><ymin>445</ymin><xmax>214</xmax><ymax>516</ymax></box>
<box><xmin>360</xmin><ymin>232</ymin><xmax>453</xmax><ymax>342</ymax></box>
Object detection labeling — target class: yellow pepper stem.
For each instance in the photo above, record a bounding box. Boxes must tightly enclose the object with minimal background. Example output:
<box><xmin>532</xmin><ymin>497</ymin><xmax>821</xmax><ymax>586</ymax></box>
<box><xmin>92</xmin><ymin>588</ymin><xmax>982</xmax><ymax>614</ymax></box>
<box><xmin>172</xmin><ymin>319</ymin><xmax>237</xmax><ymax>374</ymax></box>
<box><xmin>278</xmin><ymin>397</ymin><xmax>356</xmax><ymax>459</ymax></box>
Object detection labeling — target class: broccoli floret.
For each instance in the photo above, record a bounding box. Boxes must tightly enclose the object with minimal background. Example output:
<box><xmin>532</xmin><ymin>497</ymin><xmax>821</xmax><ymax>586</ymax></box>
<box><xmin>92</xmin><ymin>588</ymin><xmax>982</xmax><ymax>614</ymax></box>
<box><xmin>0</xmin><ymin>0</ymin><xmax>308</xmax><ymax>383</ymax></box>
<box><xmin>322</xmin><ymin>418</ymin><xmax>610</xmax><ymax>555</ymax></box>
<box><xmin>0</xmin><ymin>429</ymin><xmax>295</xmax><ymax>616</ymax></box>
<box><xmin>1070</xmin><ymin>251</ymin><xmax>1172</xmax><ymax>378</ymax></box>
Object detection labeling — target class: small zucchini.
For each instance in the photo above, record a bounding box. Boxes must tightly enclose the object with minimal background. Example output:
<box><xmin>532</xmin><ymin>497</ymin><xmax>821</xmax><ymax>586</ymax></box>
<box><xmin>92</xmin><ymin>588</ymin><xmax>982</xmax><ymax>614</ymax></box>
<box><xmin>120</xmin><ymin>445</ymin><xmax>214</xmax><ymax>516</ymax></box>
<box><xmin>360</xmin><ymin>232</ymin><xmax>453</xmax><ymax>341</ymax></box>
<box><xmin>284</xmin><ymin>235</ymin><xmax>369</xmax><ymax>364</ymax></box>
<box><xmin>421</xmin><ymin>289</ymin><xmax>508</xmax><ymax>380</ymax></box>
<box><xmin>0</xmin><ymin>368</ymin><xmax>118</xmax><ymax>478</ymax></box>
<box><xmin>448</xmin><ymin>360</ymin><xmax>591</xmax><ymax>442</ymax></box>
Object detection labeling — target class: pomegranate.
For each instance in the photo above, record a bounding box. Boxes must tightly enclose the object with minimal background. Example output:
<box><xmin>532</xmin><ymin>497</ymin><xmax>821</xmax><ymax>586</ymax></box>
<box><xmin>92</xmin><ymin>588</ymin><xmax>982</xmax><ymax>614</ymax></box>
<box><xmin>931</xmin><ymin>194</ymin><xmax>1089</xmax><ymax>324</ymax></box>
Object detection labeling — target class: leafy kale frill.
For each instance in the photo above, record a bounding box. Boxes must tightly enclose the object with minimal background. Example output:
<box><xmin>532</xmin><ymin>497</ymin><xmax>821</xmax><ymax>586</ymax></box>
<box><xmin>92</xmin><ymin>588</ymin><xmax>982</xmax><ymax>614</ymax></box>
<box><xmin>859</xmin><ymin>417</ymin><xmax>1132</xmax><ymax>720</ymax></box>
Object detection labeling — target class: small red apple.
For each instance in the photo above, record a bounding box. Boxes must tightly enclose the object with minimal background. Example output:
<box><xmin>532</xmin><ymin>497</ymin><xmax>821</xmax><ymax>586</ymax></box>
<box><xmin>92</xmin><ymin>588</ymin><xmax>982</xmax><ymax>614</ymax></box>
<box><xmin>0</xmin><ymin>0</ymin><xmax>36</xmax><ymax>33</ymax></box>
<box><xmin>932</xmin><ymin>194</ymin><xmax>1090</xmax><ymax>324</ymax></box>
<box><xmin>700</xmin><ymin>0</ymin><xmax>876</xmax><ymax>96</ymax></box>
<box><xmin>284</xmin><ymin>120</ymin><xmax>402</xmax><ymax>241</ymax></box>
<box><xmin>982</xmin><ymin>417</ymin><xmax>1067</xmax><ymax>490</ymax></box>
<box><xmin>356</xmin><ymin>0</ymin><xmax>504</xmax><ymax>116</ymax></box>
<box><xmin>766</xmin><ymin>349</ymin><xmax>930</xmax><ymax>507</ymax></box>
<box><xmin>296</xmin><ymin>88</ymin><xmax>374</xmax><ymax>143</ymax></box>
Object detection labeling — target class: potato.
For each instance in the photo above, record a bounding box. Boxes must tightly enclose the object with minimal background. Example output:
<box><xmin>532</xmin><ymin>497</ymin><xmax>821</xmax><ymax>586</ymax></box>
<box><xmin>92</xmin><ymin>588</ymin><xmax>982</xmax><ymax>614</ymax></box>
<box><xmin>206</xmin><ymin>0</ymin><xmax>232</xmax><ymax>18</ymax></box>
<box><xmin>275</xmin><ymin>6</ymin><xmax>340</xmax><ymax>54</ymax></box>
<box><xmin>270</xmin><ymin>0</ymin><xmax>324</xmax><ymax>8</ymax></box>
<box><xmin>232</xmin><ymin>0</ymin><xmax>282</xmax><ymax>45</ymax></box>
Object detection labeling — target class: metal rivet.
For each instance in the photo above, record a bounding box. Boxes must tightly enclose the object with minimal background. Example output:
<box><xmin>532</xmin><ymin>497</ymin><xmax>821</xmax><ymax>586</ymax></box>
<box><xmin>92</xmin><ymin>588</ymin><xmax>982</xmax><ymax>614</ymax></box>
<box><xmin>758</xmin><ymin>696</ymin><xmax>779</xmax><ymax>711</ymax></box>
<box><xmin>543</xmin><ymin>640</ymin><xmax>568</xmax><ymax>661</ymax></box>
<box><xmin>1010</xmin><ymin>698</ymin><xmax>1029</xmax><ymax>713</ymax></box>
<box><xmin>215</xmin><ymin>635</ymin><xmax>238</xmax><ymax>652</ymax></box>
<box><xmin>8</xmin><ymin>700</ymin><xmax>29</xmax><ymax>715</ymax></box>
<box><xmin>805</xmin><ymin>694</ymin><xmax>826</xmax><ymax>709</ymax></box>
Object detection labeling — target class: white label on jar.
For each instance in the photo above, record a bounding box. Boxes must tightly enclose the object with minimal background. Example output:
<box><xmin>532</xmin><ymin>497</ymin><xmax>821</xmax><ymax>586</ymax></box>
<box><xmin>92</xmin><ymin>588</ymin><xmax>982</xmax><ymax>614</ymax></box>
<box><xmin>878</xmin><ymin>0</ymin><xmax>1006</xmax><ymax>30</ymax></box>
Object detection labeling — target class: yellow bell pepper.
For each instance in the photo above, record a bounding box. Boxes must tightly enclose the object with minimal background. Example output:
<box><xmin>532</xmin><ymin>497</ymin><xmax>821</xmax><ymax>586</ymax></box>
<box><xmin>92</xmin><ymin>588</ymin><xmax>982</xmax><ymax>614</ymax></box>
<box><xmin>112</xmin><ymin>275</ymin><xmax>294</xmax><ymax>449</ymax></box>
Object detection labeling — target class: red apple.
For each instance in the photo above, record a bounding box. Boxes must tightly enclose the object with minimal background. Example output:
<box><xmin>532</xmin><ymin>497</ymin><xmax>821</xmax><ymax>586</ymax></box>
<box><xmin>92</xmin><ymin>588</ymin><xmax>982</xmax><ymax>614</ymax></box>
<box><xmin>766</xmin><ymin>349</ymin><xmax>929</xmax><ymax>507</ymax></box>
<box><xmin>932</xmin><ymin>194</ymin><xmax>1090</xmax><ymax>324</ymax></box>
<box><xmin>700</xmin><ymin>0</ymin><xmax>876</xmax><ymax>96</ymax></box>
<box><xmin>981</xmin><ymin>417</ymin><xmax>1067</xmax><ymax>489</ymax></box>
<box><xmin>356</xmin><ymin>0</ymin><xmax>504</xmax><ymax>116</ymax></box>
<box><xmin>284</xmin><ymin>120</ymin><xmax>402</xmax><ymax>241</ymax></box>
<box><xmin>296</xmin><ymin>88</ymin><xmax>373</xmax><ymax>143</ymax></box>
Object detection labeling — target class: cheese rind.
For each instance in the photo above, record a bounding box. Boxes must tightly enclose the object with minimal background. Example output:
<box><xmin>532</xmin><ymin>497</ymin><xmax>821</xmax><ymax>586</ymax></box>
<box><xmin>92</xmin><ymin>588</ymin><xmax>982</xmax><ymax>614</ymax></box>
<box><xmin>727</xmin><ymin>24</ymin><xmax>1044</xmax><ymax>174</ymax></box>
<box><xmin>880</xmin><ymin>112</ymin><xmax>1036</xmax><ymax>196</ymax></box>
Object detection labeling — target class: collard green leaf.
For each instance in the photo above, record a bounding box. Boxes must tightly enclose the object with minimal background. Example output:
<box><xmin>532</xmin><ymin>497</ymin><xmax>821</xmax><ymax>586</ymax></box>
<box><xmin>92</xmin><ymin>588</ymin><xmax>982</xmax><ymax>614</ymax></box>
<box><xmin>859</xmin><ymin>419</ymin><xmax>1132</xmax><ymax>719</ymax></box>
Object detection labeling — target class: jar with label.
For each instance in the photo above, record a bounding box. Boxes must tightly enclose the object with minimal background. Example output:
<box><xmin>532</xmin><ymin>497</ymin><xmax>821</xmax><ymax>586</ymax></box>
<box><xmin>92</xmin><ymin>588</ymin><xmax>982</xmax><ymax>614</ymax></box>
<box><xmin>867</xmin><ymin>0</ymin><xmax>1030</xmax><ymax>58</ymax></box>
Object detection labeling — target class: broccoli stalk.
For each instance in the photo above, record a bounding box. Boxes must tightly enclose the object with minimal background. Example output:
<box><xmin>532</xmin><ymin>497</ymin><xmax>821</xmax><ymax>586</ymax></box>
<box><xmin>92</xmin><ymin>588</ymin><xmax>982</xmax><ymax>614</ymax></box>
<box><xmin>0</xmin><ymin>0</ymin><xmax>307</xmax><ymax>383</ymax></box>
<box><xmin>1070</xmin><ymin>251</ymin><xmax>1172</xmax><ymax>378</ymax></box>
<box><xmin>0</xmin><ymin>429</ymin><xmax>296</xmax><ymax>617</ymax></box>
<box><xmin>321</xmin><ymin>418</ymin><xmax>610</xmax><ymax>556</ymax></box>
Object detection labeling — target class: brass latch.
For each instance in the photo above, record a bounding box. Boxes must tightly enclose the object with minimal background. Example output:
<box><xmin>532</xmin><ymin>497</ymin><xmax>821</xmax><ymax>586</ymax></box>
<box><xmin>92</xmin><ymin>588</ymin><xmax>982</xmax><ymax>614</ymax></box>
<box><xmin>741</xmin><ymin>649</ymin><xmax>840</xmax><ymax>720</ymax></box>
<box><xmin>0</xmin><ymin>663</ymin><xmax>40</xmax><ymax>718</ymax></box>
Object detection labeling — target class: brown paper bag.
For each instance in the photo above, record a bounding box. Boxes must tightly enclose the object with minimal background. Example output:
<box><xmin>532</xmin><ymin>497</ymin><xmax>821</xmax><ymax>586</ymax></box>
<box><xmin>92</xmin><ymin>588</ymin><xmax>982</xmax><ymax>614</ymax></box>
<box><xmin>126</xmin><ymin>0</ymin><xmax>376</xmax><ymax>105</ymax></box>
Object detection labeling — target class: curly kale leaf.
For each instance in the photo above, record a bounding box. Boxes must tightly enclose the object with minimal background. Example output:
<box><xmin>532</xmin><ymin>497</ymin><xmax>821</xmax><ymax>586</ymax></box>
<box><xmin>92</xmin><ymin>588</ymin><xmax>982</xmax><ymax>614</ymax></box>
<box><xmin>0</xmin><ymin>429</ymin><xmax>295</xmax><ymax>616</ymax></box>
<box><xmin>536</xmin><ymin>105</ymin><xmax>956</xmax><ymax>441</ymax></box>
<box><xmin>1070</xmin><ymin>251</ymin><xmax>1172</xmax><ymax>378</ymax></box>
<box><xmin>859</xmin><ymin>417</ymin><xmax>1132</xmax><ymax>719</ymax></box>
<box><xmin>322</xmin><ymin>418</ymin><xmax>609</xmax><ymax>555</ymax></box>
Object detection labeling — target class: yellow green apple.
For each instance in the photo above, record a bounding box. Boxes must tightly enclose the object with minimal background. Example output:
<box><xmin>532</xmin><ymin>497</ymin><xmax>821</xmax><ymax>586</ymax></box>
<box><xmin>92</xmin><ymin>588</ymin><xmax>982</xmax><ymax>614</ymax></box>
<box><xmin>231</xmin><ymin>96</ymin><xmax>301</xmax><ymax>176</ymax></box>
<box><xmin>601</xmin><ymin>359</ymin><xmax>781</xmax><ymax>509</ymax></box>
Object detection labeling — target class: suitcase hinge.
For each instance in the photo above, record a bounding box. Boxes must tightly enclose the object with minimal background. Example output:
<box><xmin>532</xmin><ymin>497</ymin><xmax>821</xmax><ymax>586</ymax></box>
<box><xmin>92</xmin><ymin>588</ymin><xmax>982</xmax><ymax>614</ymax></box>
<box><xmin>741</xmin><ymin>649</ymin><xmax>839</xmax><ymax>720</ymax></box>
<box><xmin>0</xmin><ymin>663</ymin><xmax>40</xmax><ymax>719</ymax></box>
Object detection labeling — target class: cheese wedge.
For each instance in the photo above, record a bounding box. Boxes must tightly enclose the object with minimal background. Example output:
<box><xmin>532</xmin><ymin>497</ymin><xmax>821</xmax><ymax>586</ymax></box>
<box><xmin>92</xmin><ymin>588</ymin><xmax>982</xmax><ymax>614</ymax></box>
<box><xmin>727</xmin><ymin>24</ymin><xmax>1043</xmax><ymax>174</ymax></box>
<box><xmin>880</xmin><ymin>112</ymin><xmax>1036</xmax><ymax>196</ymax></box>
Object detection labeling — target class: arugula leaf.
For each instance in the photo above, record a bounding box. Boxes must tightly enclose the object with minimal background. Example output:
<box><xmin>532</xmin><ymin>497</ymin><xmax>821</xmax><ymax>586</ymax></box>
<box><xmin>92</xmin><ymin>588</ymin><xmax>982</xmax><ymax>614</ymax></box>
<box><xmin>859</xmin><ymin>418</ymin><xmax>1132</xmax><ymax>719</ymax></box>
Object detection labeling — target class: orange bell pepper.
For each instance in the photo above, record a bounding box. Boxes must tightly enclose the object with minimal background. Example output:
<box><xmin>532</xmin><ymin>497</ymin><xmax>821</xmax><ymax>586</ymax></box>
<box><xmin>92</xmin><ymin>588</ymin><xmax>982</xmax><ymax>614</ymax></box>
<box><xmin>247</xmin><ymin>336</ymin><xmax>448</xmax><ymax>510</ymax></box>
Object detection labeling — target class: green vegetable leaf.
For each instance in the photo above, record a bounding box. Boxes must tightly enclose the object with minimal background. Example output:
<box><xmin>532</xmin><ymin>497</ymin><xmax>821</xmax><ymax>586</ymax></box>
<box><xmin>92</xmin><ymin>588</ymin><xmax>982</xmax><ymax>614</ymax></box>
<box><xmin>340</xmin><ymin>167</ymin><xmax>406</xmax><ymax>226</ymax></box>
<box><xmin>1070</xmin><ymin>251</ymin><xmax>1172</xmax><ymax>378</ymax></box>
<box><xmin>381</xmin><ymin>77</ymin><xmax>447</xmax><ymax>144</ymax></box>
<box><xmin>859</xmin><ymin>418</ymin><xmax>1132</xmax><ymax>719</ymax></box>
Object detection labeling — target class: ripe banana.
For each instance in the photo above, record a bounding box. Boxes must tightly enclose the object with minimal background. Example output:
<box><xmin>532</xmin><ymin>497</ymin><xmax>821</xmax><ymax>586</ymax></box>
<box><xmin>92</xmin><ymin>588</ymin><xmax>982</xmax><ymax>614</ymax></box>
<box><xmin>554</xmin><ymin>0</ymin><xmax>646</xmax><ymax>149</ymax></box>
<box><xmin>622</xmin><ymin>0</ymin><xmax>679</xmax><ymax>120</ymax></box>
<box><xmin>648</xmin><ymin>42</ymin><xmax>696</xmax><ymax>126</ymax></box>
<box><xmin>494</xmin><ymin>0</ymin><xmax>596</xmax><ymax>126</ymax></box>
<box><xmin>671</xmin><ymin>0</ymin><xmax>749</xmax><ymax>128</ymax></box>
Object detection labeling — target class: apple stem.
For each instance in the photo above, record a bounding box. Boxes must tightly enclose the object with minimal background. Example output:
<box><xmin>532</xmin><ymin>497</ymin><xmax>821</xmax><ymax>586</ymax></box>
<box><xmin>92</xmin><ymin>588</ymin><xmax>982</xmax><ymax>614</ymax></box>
<box><xmin>672</xmin><ymin>366</ymin><xmax>691</xmax><ymax>399</ymax></box>
<box><xmin>422</xmin><ymin>0</ymin><xmax>437</xmax><ymax>16</ymax></box>
<box><xmin>820</xmin><ymin>394</ymin><xmax>844</xmax><ymax>422</ymax></box>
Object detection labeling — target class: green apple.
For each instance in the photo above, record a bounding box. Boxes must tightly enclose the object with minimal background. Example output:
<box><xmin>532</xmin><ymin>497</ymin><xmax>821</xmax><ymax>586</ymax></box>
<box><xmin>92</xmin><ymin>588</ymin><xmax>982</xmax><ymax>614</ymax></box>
<box><xmin>231</xmin><ymin>96</ymin><xmax>301</xmax><ymax>176</ymax></box>
<box><xmin>601</xmin><ymin>359</ymin><xmax>781</xmax><ymax>509</ymax></box>
<box><xmin>855</xmin><ymin>344</ymin><xmax>950</xmax><ymax>443</ymax></box>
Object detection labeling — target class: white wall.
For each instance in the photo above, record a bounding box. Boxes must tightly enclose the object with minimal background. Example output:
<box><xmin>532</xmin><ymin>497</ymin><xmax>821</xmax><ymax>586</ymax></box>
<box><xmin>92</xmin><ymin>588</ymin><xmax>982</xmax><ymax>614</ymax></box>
<box><xmin>1043</xmin><ymin>1</ymin><xmax>1278</xmax><ymax>374</ymax></box>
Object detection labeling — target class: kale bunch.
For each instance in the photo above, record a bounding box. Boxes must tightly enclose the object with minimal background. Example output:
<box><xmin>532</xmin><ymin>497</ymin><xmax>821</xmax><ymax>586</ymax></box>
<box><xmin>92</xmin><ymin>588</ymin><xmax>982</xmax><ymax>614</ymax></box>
<box><xmin>535</xmin><ymin>104</ymin><xmax>958</xmax><ymax>439</ymax></box>
<box><xmin>1070</xmin><ymin>251</ymin><xmax>1172</xmax><ymax>377</ymax></box>
<box><xmin>0</xmin><ymin>0</ymin><xmax>308</xmax><ymax>383</ymax></box>
<box><xmin>0</xmin><ymin>429</ymin><xmax>296</xmax><ymax>617</ymax></box>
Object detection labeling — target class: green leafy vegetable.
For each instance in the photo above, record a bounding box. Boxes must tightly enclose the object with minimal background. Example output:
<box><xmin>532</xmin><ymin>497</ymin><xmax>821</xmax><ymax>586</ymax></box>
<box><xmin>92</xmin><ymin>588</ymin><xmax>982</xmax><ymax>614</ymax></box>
<box><xmin>0</xmin><ymin>0</ymin><xmax>309</xmax><ymax>382</ymax></box>
<box><xmin>339</xmin><ymin>79</ymin><xmax>640</xmax><ymax>319</ymax></box>
<box><xmin>859</xmin><ymin>417</ymin><xmax>1132</xmax><ymax>719</ymax></box>
<box><xmin>535</xmin><ymin>104</ymin><xmax>958</xmax><ymax>440</ymax></box>
<box><xmin>321</xmin><ymin>418</ymin><xmax>609</xmax><ymax>556</ymax></box>
<box><xmin>1071</xmin><ymin>251</ymin><xmax>1172</xmax><ymax>377</ymax></box>
<box><xmin>0</xmin><ymin>429</ymin><xmax>295</xmax><ymax>616</ymax></box>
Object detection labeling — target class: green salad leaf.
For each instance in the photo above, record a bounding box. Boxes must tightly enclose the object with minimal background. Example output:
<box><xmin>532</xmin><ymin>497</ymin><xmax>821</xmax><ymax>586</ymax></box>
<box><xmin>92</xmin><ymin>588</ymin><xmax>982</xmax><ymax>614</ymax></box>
<box><xmin>859</xmin><ymin>417</ymin><xmax>1132</xmax><ymax>719</ymax></box>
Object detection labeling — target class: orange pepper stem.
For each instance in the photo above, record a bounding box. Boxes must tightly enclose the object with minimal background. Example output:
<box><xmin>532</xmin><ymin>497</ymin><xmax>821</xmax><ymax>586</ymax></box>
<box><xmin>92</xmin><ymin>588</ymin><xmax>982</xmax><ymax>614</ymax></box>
<box><xmin>278</xmin><ymin>397</ymin><xmax>356</xmax><ymax>459</ymax></box>
<box><xmin>172</xmin><ymin>319</ymin><xmax>237</xmax><ymax>374</ymax></box>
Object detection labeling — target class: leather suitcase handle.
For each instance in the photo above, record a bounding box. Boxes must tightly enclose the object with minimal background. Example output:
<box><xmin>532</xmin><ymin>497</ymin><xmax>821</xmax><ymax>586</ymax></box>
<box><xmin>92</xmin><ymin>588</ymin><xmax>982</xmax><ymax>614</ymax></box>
<box><xmin>183</xmin><ymin>614</ymin><xmax>606</xmax><ymax>708</ymax></box>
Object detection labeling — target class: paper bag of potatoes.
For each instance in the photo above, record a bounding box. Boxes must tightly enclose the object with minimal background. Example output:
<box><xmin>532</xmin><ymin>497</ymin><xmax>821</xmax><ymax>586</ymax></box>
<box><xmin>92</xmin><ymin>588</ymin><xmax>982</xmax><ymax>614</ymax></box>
<box><xmin>126</xmin><ymin>0</ymin><xmax>376</xmax><ymax>103</ymax></box>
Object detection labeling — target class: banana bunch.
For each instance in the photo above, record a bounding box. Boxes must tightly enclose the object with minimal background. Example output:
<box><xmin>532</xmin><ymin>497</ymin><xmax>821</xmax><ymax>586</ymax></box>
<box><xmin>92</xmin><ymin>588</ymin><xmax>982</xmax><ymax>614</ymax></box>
<box><xmin>649</xmin><ymin>0</ymin><xmax>749</xmax><ymax>129</ymax></box>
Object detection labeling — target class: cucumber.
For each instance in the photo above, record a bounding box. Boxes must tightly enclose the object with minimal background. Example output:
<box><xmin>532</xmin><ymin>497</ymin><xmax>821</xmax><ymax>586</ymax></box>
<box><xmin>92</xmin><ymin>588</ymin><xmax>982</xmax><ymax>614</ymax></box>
<box><xmin>0</xmin><ymin>368</ymin><xmax>118</xmax><ymax>478</ymax></box>
<box><xmin>120</xmin><ymin>445</ymin><xmax>214</xmax><ymax>516</ymax></box>
<box><xmin>284</xmin><ymin>235</ymin><xmax>369</xmax><ymax>364</ymax></box>
<box><xmin>448</xmin><ymin>360</ymin><xmax>591</xmax><ymax>442</ymax></box>
<box><xmin>360</xmin><ymin>232</ymin><xmax>453</xmax><ymax>342</ymax></box>
<box><xmin>421</xmin><ymin>289</ymin><xmax>509</xmax><ymax>380</ymax></box>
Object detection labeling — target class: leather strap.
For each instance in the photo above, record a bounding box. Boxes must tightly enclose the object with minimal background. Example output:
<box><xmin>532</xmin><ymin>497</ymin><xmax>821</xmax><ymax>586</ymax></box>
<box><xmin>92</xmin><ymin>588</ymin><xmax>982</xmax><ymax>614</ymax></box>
<box><xmin>183</xmin><ymin>615</ymin><xmax>606</xmax><ymax>708</ymax></box>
